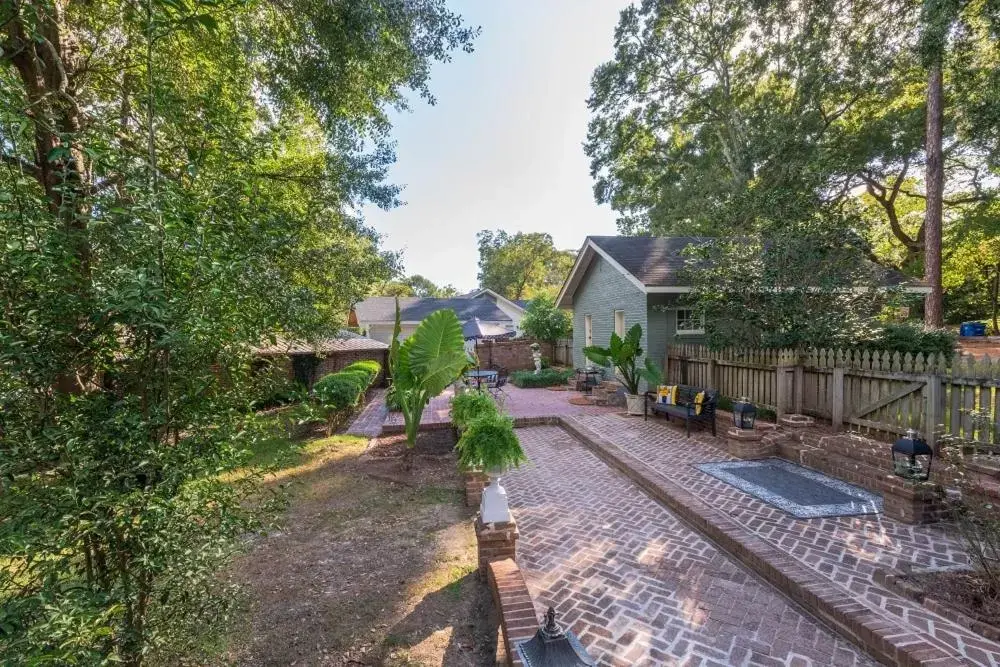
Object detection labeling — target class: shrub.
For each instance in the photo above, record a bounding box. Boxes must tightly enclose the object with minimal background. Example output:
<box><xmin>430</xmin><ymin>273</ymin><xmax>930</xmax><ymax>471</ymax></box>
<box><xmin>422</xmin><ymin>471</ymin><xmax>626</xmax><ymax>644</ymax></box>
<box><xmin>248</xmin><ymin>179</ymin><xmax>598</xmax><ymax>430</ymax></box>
<box><xmin>450</xmin><ymin>390</ymin><xmax>498</xmax><ymax>431</ymax></box>
<box><xmin>510</xmin><ymin>368</ymin><xmax>573</xmax><ymax>388</ymax></box>
<box><xmin>343</xmin><ymin>359</ymin><xmax>381</xmax><ymax>384</ymax></box>
<box><xmin>455</xmin><ymin>412</ymin><xmax>527</xmax><ymax>472</ymax></box>
<box><xmin>853</xmin><ymin>323</ymin><xmax>956</xmax><ymax>357</ymax></box>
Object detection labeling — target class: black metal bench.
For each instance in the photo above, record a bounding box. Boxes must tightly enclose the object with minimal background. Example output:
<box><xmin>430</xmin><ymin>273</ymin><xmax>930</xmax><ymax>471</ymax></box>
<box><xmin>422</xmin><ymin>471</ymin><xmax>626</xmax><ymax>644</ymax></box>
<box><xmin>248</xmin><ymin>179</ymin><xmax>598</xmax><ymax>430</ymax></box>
<box><xmin>644</xmin><ymin>384</ymin><xmax>719</xmax><ymax>437</ymax></box>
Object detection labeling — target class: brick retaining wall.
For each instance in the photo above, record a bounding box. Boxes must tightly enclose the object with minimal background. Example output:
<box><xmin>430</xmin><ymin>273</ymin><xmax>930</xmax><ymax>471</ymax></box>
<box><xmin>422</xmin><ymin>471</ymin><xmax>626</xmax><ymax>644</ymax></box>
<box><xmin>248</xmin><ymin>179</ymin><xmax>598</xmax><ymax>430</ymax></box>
<box><xmin>487</xmin><ymin>559</ymin><xmax>536</xmax><ymax>667</ymax></box>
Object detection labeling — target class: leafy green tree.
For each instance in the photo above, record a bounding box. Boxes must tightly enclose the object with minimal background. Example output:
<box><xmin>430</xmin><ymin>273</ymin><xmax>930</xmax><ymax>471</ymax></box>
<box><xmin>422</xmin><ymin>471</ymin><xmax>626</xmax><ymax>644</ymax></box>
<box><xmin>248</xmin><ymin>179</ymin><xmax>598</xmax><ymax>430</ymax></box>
<box><xmin>685</xmin><ymin>226</ymin><xmax>901</xmax><ymax>350</ymax></box>
<box><xmin>476</xmin><ymin>230</ymin><xmax>575</xmax><ymax>300</ymax></box>
<box><xmin>377</xmin><ymin>274</ymin><xmax>458</xmax><ymax>297</ymax></box>
<box><xmin>519</xmin><ymin>295</ymin><xmax>572</xmax><ymax>356</ymax></box>
<box><xmin>0</xmin><ymin>0</ymin><xmax>475</xmax><ymax>663</ymax></box>
<box><xmin>587</xmin><ymin>0</ymin><xmax>1000</xmax><ymax>326</ymax></box>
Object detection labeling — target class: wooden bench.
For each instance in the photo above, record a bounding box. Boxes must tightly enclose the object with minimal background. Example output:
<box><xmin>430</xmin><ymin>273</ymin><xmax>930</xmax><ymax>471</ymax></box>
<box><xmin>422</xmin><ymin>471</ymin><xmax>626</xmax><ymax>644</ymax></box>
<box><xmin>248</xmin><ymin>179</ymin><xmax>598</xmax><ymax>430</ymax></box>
<box><xmin>644</xmin><ymin>385</ymin><xmax>719</xmax><ymax>437</ymax></box>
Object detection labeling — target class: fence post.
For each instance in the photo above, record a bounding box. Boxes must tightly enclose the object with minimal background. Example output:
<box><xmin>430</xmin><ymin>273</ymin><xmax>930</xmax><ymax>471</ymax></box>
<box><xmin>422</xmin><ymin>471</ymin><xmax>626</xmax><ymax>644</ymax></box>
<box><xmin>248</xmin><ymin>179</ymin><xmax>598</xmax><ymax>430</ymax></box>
<box><xmin>708</xmin><ymin>358</ymin><xmax>718</xmax><ymax>390</ymax></box>
<box><xmin>925</xmin><ymin>373</ymin><xmax>943</xmax><ymax>451</ymax></box>
<box><xmin>831</xmin><ymin>367</ymin><xmax>845</xmax><ymax>429</ymax></box>
<box><xmin>793</xmin><ymin>364</ymin><xmax>804</xmax><ymax>414</ymax></box>
<box><xmin>775</xmin><ymin>367</ymin><xmax>792</xmax><ymax>419</ymax></box>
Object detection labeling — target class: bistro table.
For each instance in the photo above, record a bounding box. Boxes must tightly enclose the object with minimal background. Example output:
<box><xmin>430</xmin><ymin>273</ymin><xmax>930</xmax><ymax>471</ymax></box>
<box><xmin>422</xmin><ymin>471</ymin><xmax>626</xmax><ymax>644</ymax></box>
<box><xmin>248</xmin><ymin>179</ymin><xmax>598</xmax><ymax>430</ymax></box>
<box><xmin>464</xmin><ymin>369</ymin><xmax>498</xmax><ymax>391</ymax></box>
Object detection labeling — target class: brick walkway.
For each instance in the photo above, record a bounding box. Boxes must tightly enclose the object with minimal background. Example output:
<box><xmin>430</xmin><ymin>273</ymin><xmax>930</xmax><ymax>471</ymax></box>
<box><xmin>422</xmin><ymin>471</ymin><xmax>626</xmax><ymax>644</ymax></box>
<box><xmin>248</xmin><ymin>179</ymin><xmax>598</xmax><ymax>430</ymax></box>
<box><xmin>505</xmin><ymin>426</ymin><xmax>876</xmax><ymax>667</ymax></box>
<box><xmin>383</xmin><ymin>384</ymin><xmax>616</xmax><ymax>431</ymax></box>
<box><xmin>345</xmin><ymin>388</ymin><xmax>388</xmax><ymax>437</ymax></box>
<box><xmin>568</xmin><ymin>414</ymin><xmax>1000</xmax><ymax>666</ymax></box>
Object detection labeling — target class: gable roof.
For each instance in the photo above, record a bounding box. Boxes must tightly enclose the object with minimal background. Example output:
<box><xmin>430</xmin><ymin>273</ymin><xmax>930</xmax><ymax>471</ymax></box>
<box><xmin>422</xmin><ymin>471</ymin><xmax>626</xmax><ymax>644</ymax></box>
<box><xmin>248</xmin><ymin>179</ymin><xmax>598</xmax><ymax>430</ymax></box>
<box><xmin>353</xmin><ymin>296</ymin><xmax>512</xmax><ymax>324</ymax></box>
<box><xmin>557</xmin><ymin>236</ymin><xmax>927</xmax><ymax>308</ymax></box>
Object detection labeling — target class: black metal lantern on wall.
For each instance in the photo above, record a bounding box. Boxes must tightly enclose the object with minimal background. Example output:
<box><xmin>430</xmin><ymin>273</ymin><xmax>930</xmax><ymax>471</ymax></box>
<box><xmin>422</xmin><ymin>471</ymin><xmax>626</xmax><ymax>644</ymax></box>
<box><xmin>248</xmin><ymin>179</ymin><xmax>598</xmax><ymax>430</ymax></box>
<box><xmin>732</xmin><ymin>397</ymin><xmax>757</xmax><ymax>430</ymax></box>
<box><xmin>516</xmin><ymin>607</ymin><xmax>595</xmax><ymax>667</ymax></box>
<box><xmin>892</xmin><ymin>429</ymin><xmax>933</xmax><ymax>481</ymax></box>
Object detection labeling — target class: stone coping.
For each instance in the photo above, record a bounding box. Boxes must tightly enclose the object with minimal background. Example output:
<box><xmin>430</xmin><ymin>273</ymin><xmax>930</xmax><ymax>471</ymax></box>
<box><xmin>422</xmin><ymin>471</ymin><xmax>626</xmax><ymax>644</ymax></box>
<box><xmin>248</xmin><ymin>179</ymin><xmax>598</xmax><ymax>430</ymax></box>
<box><xmin>558</xmin><ymin>416</ymin><xmax>966</xmax><ymax>667</ymax></box>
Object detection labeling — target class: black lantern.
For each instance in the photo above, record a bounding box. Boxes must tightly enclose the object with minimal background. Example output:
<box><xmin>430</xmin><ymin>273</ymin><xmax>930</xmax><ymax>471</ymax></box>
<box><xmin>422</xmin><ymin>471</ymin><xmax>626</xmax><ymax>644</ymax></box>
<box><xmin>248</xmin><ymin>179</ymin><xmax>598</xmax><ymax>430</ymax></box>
<box><xmin>892</xmin><ymin>429</ymin><xmax>933</xmax><ymax>481</ymax></box>
<box><xmin>732</xmin><ymin>397</ymin><xmax>757</xmax><ymax>430</ymax></box>
<box><xmin>516</xmin><ymin>607</ymin><xmax>596</xmax><ymax>667</ymax></box>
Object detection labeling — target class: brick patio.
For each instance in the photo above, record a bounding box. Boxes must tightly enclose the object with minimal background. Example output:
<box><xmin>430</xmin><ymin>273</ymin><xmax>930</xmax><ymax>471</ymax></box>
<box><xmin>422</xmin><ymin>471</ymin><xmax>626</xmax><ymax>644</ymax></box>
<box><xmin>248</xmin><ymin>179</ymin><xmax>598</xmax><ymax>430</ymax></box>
<box><xmin>504</xmin><ymin>425</ymin><xmax>877</xmax><ymax>667</ymax></box>
<box><xmin>562</xmin><ymin>413</ymin><xmax>1000</xmax><ymax>666</ymax></box>
<box><xmin>382</xmin><ymin>384</ymin><xmax>617</xmax><ymax>432</ymax></box>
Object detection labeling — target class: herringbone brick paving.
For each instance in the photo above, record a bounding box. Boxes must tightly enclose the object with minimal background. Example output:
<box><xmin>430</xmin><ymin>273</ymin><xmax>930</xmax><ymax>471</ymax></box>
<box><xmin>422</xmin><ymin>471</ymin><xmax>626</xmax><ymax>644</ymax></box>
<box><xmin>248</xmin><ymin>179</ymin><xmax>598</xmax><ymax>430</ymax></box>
<box><xmin>571</xmin><ymin>414</ymin><xmax>1000</xmax><ymax>666</ymax></box>
<box><xmin>505</xmin><ymin>425</ymin><xmax>877</xmax><ymax>667</ymax></box>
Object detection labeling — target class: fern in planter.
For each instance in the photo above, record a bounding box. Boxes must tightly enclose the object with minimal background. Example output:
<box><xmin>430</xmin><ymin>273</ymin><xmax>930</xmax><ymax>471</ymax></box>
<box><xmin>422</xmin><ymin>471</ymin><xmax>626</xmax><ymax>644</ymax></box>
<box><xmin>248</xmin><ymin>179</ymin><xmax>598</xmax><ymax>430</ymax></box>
<box><xmin>450</xmin><ymin>391</ymin><xmax>497</xmax><ymax>432</ymax></box>
<box><xmin>455</xmin><ymin>413</ymin><xmax>526</xmax><ymax>473</ymax></box>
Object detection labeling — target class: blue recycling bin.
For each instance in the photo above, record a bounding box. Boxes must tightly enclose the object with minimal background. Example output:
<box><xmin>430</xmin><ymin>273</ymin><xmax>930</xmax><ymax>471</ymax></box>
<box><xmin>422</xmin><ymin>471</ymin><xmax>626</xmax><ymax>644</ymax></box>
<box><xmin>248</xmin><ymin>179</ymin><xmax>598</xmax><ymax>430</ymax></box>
<box><xmin>960</xmin><ymin>321</ymin><xmax>987</xmax><ymax>337</ymax></box>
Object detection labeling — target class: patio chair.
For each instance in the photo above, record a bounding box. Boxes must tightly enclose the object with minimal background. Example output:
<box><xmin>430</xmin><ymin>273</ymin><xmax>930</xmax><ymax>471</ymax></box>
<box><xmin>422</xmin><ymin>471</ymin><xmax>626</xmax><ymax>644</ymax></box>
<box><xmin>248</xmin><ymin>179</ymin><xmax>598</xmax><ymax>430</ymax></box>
<box><xmin>488</xmin><ymin>373</ymin><xmax>508</xmax><ymax>399</ymax></box>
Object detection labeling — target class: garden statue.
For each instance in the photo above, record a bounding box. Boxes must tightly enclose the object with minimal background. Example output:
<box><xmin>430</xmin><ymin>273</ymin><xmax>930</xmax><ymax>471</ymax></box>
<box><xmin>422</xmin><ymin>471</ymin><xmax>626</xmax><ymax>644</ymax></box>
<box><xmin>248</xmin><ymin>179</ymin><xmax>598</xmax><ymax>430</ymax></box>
<box><xmin>530</xmin><ymin>342</ymin><xmax>542</xmax><ymax>374</ymax></box>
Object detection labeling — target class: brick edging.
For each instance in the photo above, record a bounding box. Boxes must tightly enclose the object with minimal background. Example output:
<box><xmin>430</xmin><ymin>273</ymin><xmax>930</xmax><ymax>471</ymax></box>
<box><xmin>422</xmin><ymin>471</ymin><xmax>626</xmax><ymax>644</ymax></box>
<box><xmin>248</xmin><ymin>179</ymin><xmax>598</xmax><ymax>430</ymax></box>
<box><xmin>558</xmin><ymin>416</ymin><xmax>964</xmax><ymax>667</ymax></box>
<box><xmin>487</xmin><ymin>558</ymin><xmax>537</xmax><ymax>667</ymax></box>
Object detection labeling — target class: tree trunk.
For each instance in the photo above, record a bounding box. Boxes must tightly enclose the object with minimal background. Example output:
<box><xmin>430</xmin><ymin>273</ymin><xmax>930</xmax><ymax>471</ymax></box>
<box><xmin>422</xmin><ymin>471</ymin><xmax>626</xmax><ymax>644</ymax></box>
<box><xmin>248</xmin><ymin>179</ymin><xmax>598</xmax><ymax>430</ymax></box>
<box><xmin>991</xmin><ymin>263</ymin><xmax>999</xmax><ymax>336</ymax></box>
<box><xmin>923</xmin><ymin>62</ymin><xmax>945</xmax><ymax>328</ymax></box>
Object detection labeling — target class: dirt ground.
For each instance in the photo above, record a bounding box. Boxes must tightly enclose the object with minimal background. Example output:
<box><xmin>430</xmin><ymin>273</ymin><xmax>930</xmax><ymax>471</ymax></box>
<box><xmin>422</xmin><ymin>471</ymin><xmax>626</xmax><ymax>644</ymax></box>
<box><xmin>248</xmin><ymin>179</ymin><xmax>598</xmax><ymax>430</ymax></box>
<box><xmin>224</xmin><ymin>430</ymin><xmax>498</xmax><ymax>666</ymax></box>
<box><xmin>906</xmin><ymin>570</ymin><xmax>1000</xmax><ymax>631</ymax></box>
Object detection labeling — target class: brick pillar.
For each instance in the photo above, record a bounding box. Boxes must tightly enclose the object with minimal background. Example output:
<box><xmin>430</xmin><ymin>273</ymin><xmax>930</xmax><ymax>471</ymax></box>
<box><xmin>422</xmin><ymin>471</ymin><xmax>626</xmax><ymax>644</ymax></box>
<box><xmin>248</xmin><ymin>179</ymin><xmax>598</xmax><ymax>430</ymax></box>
<box><xmin>725</xmin><ymin>428</ymin><xmax>775</xmax><ymax>459</ymax></box>
<box><xmin>475</xmin><ymin>516</ymin><xmax>518</xmax><ymax>577</ymax></box>
<box><xmin>464</xmin><ymin>471</ymin><xmax>489</xmax><ymax>507</ymax></box>
<box><xmin>778</xmin><ymin>414</ymin><xmax>815</xmax><ymax>441</ymax></box>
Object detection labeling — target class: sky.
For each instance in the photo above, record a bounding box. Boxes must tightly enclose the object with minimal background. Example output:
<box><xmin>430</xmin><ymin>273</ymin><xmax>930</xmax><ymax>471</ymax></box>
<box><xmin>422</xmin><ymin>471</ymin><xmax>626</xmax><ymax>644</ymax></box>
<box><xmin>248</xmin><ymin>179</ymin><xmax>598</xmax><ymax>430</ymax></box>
<box><xmin>360</xmin><ymin>0</ymin><xmax>632</xmax><ymax>293</ymax></box>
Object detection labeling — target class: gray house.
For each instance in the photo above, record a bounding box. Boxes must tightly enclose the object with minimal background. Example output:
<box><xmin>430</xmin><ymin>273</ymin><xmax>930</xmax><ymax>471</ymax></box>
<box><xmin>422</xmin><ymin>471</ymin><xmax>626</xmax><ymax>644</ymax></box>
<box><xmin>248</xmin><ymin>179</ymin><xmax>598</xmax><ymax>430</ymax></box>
<box><xmin>556</xmin><ymin>237</ymin><xmax>710</xmax><ymax>376</ymax></box>
<box><xmin>555</xmin><ymin>236</ymin><xmax>926</xmax><ymax>382</ymax></box>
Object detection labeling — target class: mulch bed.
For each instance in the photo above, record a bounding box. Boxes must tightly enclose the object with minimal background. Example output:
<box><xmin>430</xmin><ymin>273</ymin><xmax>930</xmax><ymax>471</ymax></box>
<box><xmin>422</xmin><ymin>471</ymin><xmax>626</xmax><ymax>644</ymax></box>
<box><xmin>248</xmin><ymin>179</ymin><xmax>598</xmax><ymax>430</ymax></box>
<box><xmin>368</xmin><ymin>429</ymin><xmax>457</xmax><ymax>458</ymax></box>
<box><xmin>568</xmin><ymin>396</ymin><xmax>593</xmax><ymax>406</ymax></box>
<box><xmin>901</xmin><ymin>570</ymin><xmax>1000</xmax><ymax>640</ymax></box>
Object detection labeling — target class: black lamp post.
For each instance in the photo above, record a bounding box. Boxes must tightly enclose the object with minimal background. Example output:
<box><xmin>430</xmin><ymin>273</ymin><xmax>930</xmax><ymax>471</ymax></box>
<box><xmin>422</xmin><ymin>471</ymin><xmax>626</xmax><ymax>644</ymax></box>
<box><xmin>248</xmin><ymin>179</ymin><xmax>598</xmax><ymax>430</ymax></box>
<box><xmin>732</xmin><ymin>397</ymin><xmax>757</xmax><ymax>430</ymax></box>
<box><xmin>516</xmin><ymin>607</ymin><xmax>596</xmax><ymax>667</ymax></box>
<box><xmin>892</xmin><ymin>429</ymin><xmax>934</xmax><ymax>481</ymax></box>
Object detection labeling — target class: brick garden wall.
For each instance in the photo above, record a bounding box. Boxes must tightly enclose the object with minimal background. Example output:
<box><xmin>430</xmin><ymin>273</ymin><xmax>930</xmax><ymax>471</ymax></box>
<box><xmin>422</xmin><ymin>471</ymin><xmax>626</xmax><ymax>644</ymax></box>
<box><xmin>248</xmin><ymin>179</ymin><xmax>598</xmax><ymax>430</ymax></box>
<box><xmin>475</xmin><ymin>339</ymin><xmax>538</xmax><ymax>371</ymax></box>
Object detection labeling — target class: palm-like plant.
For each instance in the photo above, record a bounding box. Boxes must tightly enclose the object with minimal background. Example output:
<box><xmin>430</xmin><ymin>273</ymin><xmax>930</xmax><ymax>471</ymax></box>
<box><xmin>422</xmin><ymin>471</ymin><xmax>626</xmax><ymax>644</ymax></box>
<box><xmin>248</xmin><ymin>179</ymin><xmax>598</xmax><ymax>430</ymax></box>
<box><xmin>583</xmin><ymin>323</ymin><xmax>646</xmax><ymax>395</ymax></box>
<box><xmin>390</xmin><ymin>305</ymin><xmax>468</xmax><ymax>458</ymax></box>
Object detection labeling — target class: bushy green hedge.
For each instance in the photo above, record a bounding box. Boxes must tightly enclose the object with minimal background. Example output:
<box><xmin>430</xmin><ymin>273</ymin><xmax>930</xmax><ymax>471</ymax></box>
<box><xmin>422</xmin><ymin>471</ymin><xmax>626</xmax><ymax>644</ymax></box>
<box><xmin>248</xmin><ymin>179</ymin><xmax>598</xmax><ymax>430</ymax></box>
<box><xmin>853</xmin><ymin>323</ymin><xmax>956</xmax><ymax>357</ymax></box>
<box><xmin>450</xmin><ymin>390</ymin><xmax>498</xmax><ymax>431</ymax></box>
<box><xmin>313</xmin><ymin>360</ymin><xmax>381</xmax><ymax>411</ymax></box>
<box><xmin>455</xmin><ymin>412</ymin><xmax>526</xmax><ymax>472</ymax></box>
<box><xmin>510</xmin><ymin>368</ymin><xmax>573</xmax><ymax>388</ymax></box>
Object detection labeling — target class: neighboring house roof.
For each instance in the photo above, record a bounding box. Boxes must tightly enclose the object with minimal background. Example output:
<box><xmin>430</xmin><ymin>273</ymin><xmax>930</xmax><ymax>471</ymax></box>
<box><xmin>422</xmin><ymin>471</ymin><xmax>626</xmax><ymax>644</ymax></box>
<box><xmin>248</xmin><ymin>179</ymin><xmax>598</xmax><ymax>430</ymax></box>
<box><xmin>557</xmin><ymin>235</ymin><xmax>928</xmax><ymax>308</ymax></box>
<box><xmin>353</xmin><ymin>296</ymin><xmax>513</xmax><ymax>324</ymax></box>
<box><xmin>254</xmin><ymin>330</ymin><xmax>388</xmax><ymax>356</ymax></box>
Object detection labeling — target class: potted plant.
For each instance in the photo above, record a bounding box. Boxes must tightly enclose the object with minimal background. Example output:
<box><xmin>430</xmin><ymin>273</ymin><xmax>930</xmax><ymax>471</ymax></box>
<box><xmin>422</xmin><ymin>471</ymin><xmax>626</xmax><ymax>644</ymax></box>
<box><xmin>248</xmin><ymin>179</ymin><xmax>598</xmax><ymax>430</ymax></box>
<box><xmin>583</xmin><ymin>323</ymin><xmax>660</xmax><ymax>416</ymax></box>
<box><xmin>455</xmin><ymin>412</ymin><xmax>527</xmax><ymax>523</ymax></box>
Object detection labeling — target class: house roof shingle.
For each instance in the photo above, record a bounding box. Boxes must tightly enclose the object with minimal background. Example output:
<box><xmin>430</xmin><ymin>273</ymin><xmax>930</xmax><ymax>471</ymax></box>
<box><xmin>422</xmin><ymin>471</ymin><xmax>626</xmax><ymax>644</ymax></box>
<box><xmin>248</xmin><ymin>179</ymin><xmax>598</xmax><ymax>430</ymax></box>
<box><xmin>353</xmin><ymin>297</ymin><xmax>512</xmax><ymax>324</ymax></box>
<box><xmin>588</xmin><ymin>235</ymin><xmax>914</xmax><ymax>288</ymax></box>
<box><xmin>254</xmin><ymin>330</ymin><xmax>388</xmax><ymax>356</ymax></box>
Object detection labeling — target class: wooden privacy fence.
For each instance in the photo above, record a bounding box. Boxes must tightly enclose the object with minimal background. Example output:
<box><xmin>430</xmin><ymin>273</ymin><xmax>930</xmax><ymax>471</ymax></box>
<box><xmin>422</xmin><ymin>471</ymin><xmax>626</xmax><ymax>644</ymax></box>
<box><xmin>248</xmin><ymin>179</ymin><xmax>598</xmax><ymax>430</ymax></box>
<box><xmin>552</xmin><ymin>338</ymin><xmax>573</xmax><ymax>366</ymax></box>
<box><xmin>665</xmin><ymin>344</ymin><xmax>1000</xmax><ymax>449</ymax></box>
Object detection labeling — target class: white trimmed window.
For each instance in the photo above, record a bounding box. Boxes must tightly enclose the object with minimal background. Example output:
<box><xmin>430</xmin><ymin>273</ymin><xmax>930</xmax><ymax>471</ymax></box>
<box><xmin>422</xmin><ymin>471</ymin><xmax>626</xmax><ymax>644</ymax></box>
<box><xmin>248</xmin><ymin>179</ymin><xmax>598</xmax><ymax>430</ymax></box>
<box><xmin>613</xmin><ymin>310</ymin><xmax>625</xmax><ymax>337</ymax></box>
<box><xmin>676</xmin><ymin>309</ymin><xmax>705</xmax><ymax>335</ymax></box>
<box><xmin>584</xmin><ymin>314</ymin><xmax>593</xmax><ymax>346</ymax></box>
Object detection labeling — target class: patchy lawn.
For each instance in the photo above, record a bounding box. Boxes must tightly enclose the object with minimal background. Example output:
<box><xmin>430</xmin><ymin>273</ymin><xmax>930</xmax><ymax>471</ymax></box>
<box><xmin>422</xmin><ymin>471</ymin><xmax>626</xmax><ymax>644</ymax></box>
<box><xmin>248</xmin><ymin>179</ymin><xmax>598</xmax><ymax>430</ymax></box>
<box><xmin>221</xmin><ymin>432</ymin><xmax>497</xmax><ymax>666</ymax></box>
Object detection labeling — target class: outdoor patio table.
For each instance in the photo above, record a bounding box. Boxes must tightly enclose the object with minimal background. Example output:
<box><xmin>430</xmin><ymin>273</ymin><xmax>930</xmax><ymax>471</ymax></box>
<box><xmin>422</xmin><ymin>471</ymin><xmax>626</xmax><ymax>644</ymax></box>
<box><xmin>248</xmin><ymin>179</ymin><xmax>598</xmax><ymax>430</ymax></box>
<box><xmin>464</xmin><ymin>369</ymin><xmax>498</xmax><ymax>391</ymax></box>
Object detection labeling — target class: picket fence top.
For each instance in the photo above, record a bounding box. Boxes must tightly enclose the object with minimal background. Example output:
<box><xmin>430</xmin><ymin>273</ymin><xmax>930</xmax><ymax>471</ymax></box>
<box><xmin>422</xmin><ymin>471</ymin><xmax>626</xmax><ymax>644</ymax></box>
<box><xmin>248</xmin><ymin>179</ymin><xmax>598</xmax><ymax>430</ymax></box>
<box><xmin>666</xmin><ymin>343</ymin><xmax>999</xmax><ymax>378</ymax></box>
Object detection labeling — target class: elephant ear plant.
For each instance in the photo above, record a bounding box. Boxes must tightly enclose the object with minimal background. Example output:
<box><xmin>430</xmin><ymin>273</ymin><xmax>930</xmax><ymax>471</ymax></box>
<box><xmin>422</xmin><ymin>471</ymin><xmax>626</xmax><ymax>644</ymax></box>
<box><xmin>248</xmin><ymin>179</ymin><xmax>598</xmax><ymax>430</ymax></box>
<box><xmin>389</xmin><ymin>306</ymin><xmax>469</xmax><ymax>467</ymax></box>
<box><xmin>583</xmin><ymin>323</ymin><xmax>662</xmax><ymax>415</ymax></box>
